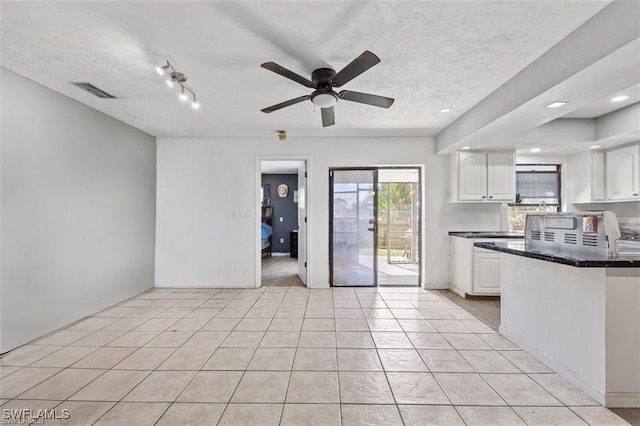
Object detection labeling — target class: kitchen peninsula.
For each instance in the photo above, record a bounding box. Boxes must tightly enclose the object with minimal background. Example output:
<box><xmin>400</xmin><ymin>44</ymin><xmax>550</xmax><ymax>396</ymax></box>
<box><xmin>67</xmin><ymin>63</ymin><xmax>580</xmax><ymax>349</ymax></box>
<box><xmin>477</xmin><ymin>239</ymin><xmax>640</xmax><ymax>408</ymax></box>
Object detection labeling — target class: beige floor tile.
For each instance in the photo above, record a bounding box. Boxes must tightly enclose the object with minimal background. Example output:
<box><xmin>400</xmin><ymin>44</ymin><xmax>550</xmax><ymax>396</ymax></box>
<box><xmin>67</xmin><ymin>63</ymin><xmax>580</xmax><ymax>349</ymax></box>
<box><xmin>434</xmin><ymin>373</ymin><xmax>505</xmax><ymax>406</ymax></box>
<box><xmin>67</xmin><ymin>317</ymin><xmax>119</xmax><ymax>331</ymax></box>
<box><xmin>441</xmin><ymin>333</ymin><xmax>492</xmax><ymax>350</ymax></box>
<box><xmin>514</xmin><ymin>406</ymin><xmax>588</xmax><ymax>425</ymax></box>
<box><xmin>94</xmin><ymin>402</ymin><xmax>169</xmax><ymax>426</ymax></box>
<box><xmin>0</xmin><ymin>367</ymin><xmax>61</xmax><ymax>398</ymax></box>
<box><xmin>398</xmin><ymin>319</ymin><xmax>437</xmax><ymax>333</ymax></box>
<box><xmin>570</xmin><ymin>406</ymin><xmax>631</xmax><ymax>425</ymax></box>
<box><xmin>95</xmin><ymin>307</ymin><xmax>138</xmax><ymax>318</ymax></box>
<box><xmin>378</xmin><ymin>349</ymin><xmax>428</xmax><ymax>372</ymax></box>
<box><xmin>259</xmin><ymin>331</ymin><xmax>300</xmax><ymax>347</ymax></box>
<box><xmin>341</xmin><ymin>404</ymin><xmax>403</xmax><ymax>426</ymax></box>
<box><xmin>529</xmin><ymin>374</ymin><xmax>600</xmax><ymax>406</ymax></box>
<box><xmin>406</xmin><ymin>332</ymin><xmax>453</xmax><ymax>349</ymax></box>
<box><xmin>390</xmin><ymin>308</ymin><xmax>424</xmax><ymax>319</ymax></box>
<box><xmin>71</xmin><ymin>347</ymin><xmax>136</xmax><ymax>369</ymax></box>
<box><xmin>124</xmin><ymin>371</ymin><xmax>196</xmax><ymax>402</ymax></box>
<box><xmin>334</xmin><ymin>308</ymin><xmax>364</xmax><ymax>318</ymax></box>
<box><xmin>286</xmin><ymin>371</ymin><xmax>339</xmax><ymax>403</ymax></box>
<box><xmin>185</xmin><ymin>307</ymin><xmax>221</xmax><ymax>319</ymax></box>
<box><xmin>201</xmin><ymin>317</ymin><xmax>241</xmax><ymax>331</ymax></box>
<box><xmin>168</xmin><ymin>318</ymin><xmax>209</xmax><ymax>331</ymax></box>
<box><xmin>156</xmin><ymin>403</ymin><xmax>226</xmax><ymax>426</ymax></box>
<box><xmin>419</xmin><ymin>350</ymin><xmax>475</xmax><ymax>373</ymax></box>
<box><xmin>220</xmin><ymin>331</ymin><xmax>265</xmax><ymax>347</ymax></box>
<box><xmin>457</xmin><ymin>406</ymin><xmax>526</xmax><ymax>425</ymax></box>
<box><xmin>143</xmin><ymin>331</ymin><xmax>194</xmax><ymax>347</ymax></box>
<box><xmin>157</xmin><ymin>347</ymin><xmax>216</xmax><ymax>370</ymax></box>
<box><xmin>338</xmin><ymin>371</ymin><xmax>394</xmax><ymax>404</ymax></box>
<box><xmin>129</xmin><ymin>307</ymin><xmax>167</xmax><ymax>318</ymax></box>
<box><xmin>293</xmin><ymin>348</ymin><xmax>337</xmax><ymax>371</ymax></box>
<box><xmin>217</xmin><ymin>307</ymin><xmax>250</xmax><ymax>318</ymax></box>
<box><xmin>106</xmin><ymin>331</ymin><xmax>160</xmax><ymax>347</ymax></box>
<box><xmin>459</xmin><ymin>350</ymin><xmax>521</xmax><ymax>373</ymax></box>
<box><xmin>387</xmin><ymin>372</ymin><xmax>450</xmax><ymax>404</ymax></box>
<box><xmin>268</xmin><ymin>318</ymin><xmax>304</xmax><ymax>331</ymax></box>
<box><xmin>177</xmin><ymin>371</ymin><xmax>243</xmax><ymax>403</ymax></box>
<box><xmin>304</xmin><ymin>308</ymin><xmax>334</xmax><ymax>318</ymax></box>
<box><xmin>35</xmin><ymin>330</ymin><xmax>92</xmax><ymax>346</ymax></box>
<box><xmin>362</xmin><ymin>308</ymin><xmax>394</xmax><ymax>318</ymax></box>
<box><xmin>45</xmin><ymin>401</ymin><xmax>115</xmax><ymax>426</ymax></box>
<box><xmin>203</xmin><ymin>347</ymin><xmax>256</xmax><ymax>370</ymax></box>
<box><xmin>155</xmin><ymin>307</ymin><xmax>195</xmax><ymax>319</ymax></box>
<box><xmin>100</xmin><ymin>317</ymin><xmax>148</xmax><ymax>331</ymax></box>
<box><xmin>302</xmin><ymin>318</ymin><xmax>336</xmax><ymax>331</ymax></box>
<box><xmin>18</xmin><ymin>368</ymin><xmax>103</xmax><ymax>400</ymax></box>
<box><xmin>477</xmin><ymin>333</ymin><xmax>520</xmax><ymax>350</ymax></box>
<box><xmin>182</xmin><ymin>331</ymin><xmax>228</xmax><ymax>348</ymax></box>
<box><xmin>231</xmin><ymin>371</ymin><xmax>290</xmax><ymax>403</ymax></box>
<box><xmin>281</xmin><ymin>404</ymin><xmax>340</xmax><ymax>426</ymax></box>
<box><xmin>366</xmin><ymin>318</ymin><xmax>403</xmax><ymax>332</ymax></box>
<box><xmin>371</xmin><ymin>331</ymin><xmax>413</xmax><ymax>348</ymax></box>
<box><xmin>29</xmin><ymin>346</ymin><xmax>96</xmax><ymax>368</ymax></box>
<box><xmin>0</xmin><ymin>366</ymin><xmax>20</xmax><ymax>378</ymax></box>
<box><xmin>217</xmin><ymin>403</ymin><xmax>282</xmax><ymax>426</ymax></box>
<box><xmin>246</xmin><ymin>307</ymin><xmax>278</xmax><ymax>318</ymax></box>
<box><xmin>235</xmin><ymin>318</ymin><xmax>271</xmax><ymax>331</ymax></box>
<box><xmin>335</xmin><ymin>318</ymin><xmax>369</xmax><ymax>331</ymax></box>
<box><xmin>336</xmin><ymin>331</ymin><xmax>375</xmax><ymax>348</ymax></box>
<box><xmin>298</xmin><ymin>331</ymin><xmax>336</xmax><ymax>348</ymax></box>
<box><xmin>114</xmin><ymin>347</ymin><xmax>175</xmax><ymax>370</ymax></box>
<box><xmin>483</xmin><ymin>373</ymin><xmax>562</xmax><ymax>406</ymax></box>
<box><xmin>275</xmin><ymin>308</ymin><xmax>306</xmax><ymax>318</ymax></box>
<box><xmin>337</xmin><ymin>348</ymin><xmax>383</xmax><ymax>371</ymax></box>
<box><xmin>0</xmin><ymin>345</ymin><xmax>62</xmax><ymax>366</ymax></box>
<box><xmin>399</xmin><ymin>405</ymin><xmax>465</xmax><ymax>426</ymax></box>
<box><xmin>69</xmin><ymin>370</ymin><xmax>149</xmax><ymax>401</ymax></box>
<box><xmin>459</xmin><ymin>320</ymin><xmax>496</xmax><ymax>333</ymax></box>
<box><xmin>69</xmin><ymin>330</ymin><xmax>125</xmax><ymax>347</ymax></box>
<box><xmin>499</xmin><ymin>350</ymin><xmax>554</xmax><ymax>373</ymax></box>
<box><xmin>248</xmin><ymin>347</ymin><xmax>296</xmax><ymax>370</ymax></box>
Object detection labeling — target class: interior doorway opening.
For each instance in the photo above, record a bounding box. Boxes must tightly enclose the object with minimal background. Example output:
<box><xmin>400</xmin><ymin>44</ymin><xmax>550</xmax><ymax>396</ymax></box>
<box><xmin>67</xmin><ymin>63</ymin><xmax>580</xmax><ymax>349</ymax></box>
<box><xmin>259</xmin><ymin>160</ymin><xmax>307</xmax><ymax>287</ymax></box>
<box><xmin>329</xmin><ymin>167</ymin><xmax>421</xmax><ymax>287</ymax></box>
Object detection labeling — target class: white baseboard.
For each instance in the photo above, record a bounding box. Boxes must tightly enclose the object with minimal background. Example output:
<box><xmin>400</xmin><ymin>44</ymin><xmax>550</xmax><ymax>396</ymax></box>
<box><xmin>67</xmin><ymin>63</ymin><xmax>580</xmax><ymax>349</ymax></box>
<box><xmin>271</xmin><ymin>252</ymin><xmax>291</xmax><ymax>257</ymax></box>
<box><xmin>606</xmin><ymin>392</ymin><xmax>640</xmax><ymax>408</ymax></box>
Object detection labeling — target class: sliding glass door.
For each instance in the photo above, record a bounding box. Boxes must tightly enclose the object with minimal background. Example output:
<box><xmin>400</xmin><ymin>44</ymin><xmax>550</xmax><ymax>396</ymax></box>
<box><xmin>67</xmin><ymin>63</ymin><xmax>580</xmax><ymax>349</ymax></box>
<box><xmin>330</xmin><ymin>169</ymin><xmax>377</xmax><ymax>286</ymax></box>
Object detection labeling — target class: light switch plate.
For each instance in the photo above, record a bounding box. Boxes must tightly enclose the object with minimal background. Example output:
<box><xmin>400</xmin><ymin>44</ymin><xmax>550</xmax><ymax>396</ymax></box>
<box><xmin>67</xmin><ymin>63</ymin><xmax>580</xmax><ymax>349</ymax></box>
<box><xmin>279</xmin><ymin>217</ymin><xmax>283</xmax><ymax>222</ymax></box>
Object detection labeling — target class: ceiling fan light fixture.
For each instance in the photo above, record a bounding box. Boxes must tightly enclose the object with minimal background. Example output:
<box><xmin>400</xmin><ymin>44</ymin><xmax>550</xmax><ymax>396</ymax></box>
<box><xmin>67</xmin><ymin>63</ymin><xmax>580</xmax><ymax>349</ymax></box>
<box><xmin>179</xmin><ymin>87</ymin><xmax>188</xmax><ymax>102</ymax></box>
<box><xmin>191</xmin><ymin>95</ymin><xmax>200</xmax><ymax>109</ymax></box>
<box><xmin>311</xmin><ymin>92</ymin><xmax>338</xmax><ymax>108</ymax></box>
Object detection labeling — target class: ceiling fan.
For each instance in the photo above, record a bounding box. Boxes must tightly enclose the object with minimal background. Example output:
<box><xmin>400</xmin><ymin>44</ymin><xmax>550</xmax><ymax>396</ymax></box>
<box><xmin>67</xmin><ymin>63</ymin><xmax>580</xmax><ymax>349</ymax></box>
<box><xmin>260</xmin><ymin>51</ymin><xmax>394</xmax><ymax>127</ymax></box>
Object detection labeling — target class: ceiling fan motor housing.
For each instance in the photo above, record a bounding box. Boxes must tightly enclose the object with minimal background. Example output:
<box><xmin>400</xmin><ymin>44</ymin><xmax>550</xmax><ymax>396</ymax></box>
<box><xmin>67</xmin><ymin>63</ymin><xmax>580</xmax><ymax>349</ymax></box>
<box><xmin>311</xmin><ymin>68</ymin><xmax>336</xmax><ymax>89</ymax></box>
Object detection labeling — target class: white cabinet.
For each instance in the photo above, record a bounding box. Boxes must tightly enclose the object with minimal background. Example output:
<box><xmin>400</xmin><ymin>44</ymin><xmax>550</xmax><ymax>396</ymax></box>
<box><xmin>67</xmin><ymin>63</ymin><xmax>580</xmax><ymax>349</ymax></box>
<box><xmin>450</xmin><ymin>236</ymin><xmax>508</xmax><ymax>297</ymax></box>
<box><xmin>606</xmin><ymin>144</ymin><xmax>639</xmax><ymax>201</ymax></box>
<box><xmin>453</xmin><ymin>152</ymin><xmax>515</xmax><ymax>202</ymax></box>
<box><xmin>572</xmin><ymin>151</ymin><xmax>606</xmax><ymax>204</ymax></box>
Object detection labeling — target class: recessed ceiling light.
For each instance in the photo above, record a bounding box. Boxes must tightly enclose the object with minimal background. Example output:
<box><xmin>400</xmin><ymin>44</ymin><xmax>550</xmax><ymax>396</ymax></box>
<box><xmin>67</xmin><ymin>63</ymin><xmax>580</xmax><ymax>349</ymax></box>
<box><xmin>545</xmin><ymin>101</ymin><xmax>568</xmax><ymax>109</ymax></box>
<box><xmin>530</xmin><ymin>148</ymin><xmax>542</xmax><ymax>153</ymax></box>
<box><xmin>461</xmin><ymin>146</ymin><xmax>471</xmax><ymax>150</ymax></box>
<box><xmin>441</xmin><ymin>107</ymin><xmax>452</xmax><ymax>113</ymax></box>
<box><xmin>611</xmin><ymin>95</ymin><xmax>630</xmax><ymax>103</ymax></box>
<box><xmin>589</xmin><ymin>145</ymin><xmax>601</xmax><ymax>149</ymax></box>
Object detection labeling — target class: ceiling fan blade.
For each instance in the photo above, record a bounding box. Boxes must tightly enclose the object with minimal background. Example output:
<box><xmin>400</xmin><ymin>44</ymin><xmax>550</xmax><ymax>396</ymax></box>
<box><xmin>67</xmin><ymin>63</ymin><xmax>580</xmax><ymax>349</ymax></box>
<box><xmin>261</xmin><ymin>62</ymin><xmax>314</xmax><ymax>88</ymax></box>
<box><xmin>261</xmin><ymin>95</ymin><xmax>310</xmax><ymax>113</ymax></box>
<box><xmin>338</xmin><ymin>90</ymin><xmax>394</xmax><ymax>108</ymax></box>
<box><xmin>332</xmin><ymin>51</ymin><xmax>381</xmax><ymax>87</ymax></box>
<box><xmin>321</xmin><ymin>106</ymin><xmax>335</xmax><ymax>127</ymax></box>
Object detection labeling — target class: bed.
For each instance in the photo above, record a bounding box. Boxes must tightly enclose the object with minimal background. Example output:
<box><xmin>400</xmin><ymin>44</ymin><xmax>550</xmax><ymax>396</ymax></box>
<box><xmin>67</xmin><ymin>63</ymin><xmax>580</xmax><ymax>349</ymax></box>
<box><xmin>261</xmin><ymin>206</ymin><xmax>273</xmax><ymax>257</ymax></box>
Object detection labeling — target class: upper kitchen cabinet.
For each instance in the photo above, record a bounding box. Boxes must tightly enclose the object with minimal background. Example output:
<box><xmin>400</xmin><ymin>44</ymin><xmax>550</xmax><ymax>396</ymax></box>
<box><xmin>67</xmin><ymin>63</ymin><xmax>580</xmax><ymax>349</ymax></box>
<box><xmin>452</xmin><ymin>151</ymin><xmax>515</xmax><ymax>202</ymax></box>
<box><xmin>606</xmin><ymin>144</ymin><xmax>639</xmax><ymax>201</ymax></box>
<box><xmin>572</xmin><ymin>143</ymin><xmax>639</xmax><ymax>204</ymax></box>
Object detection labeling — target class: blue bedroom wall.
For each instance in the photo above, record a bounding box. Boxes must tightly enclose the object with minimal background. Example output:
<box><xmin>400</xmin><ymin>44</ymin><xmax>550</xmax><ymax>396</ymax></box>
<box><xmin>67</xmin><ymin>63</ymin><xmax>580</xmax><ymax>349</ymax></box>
<box><xmin>261</xmin><ymin>174</ymin><xmax>298</xmax><ymax>254</ymax></box>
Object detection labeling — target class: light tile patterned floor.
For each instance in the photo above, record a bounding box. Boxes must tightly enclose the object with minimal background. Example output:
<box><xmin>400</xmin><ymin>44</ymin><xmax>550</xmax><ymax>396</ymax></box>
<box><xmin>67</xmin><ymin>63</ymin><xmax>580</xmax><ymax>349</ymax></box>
<box><xmin>0</xmin><ymin>286</ymin><xmax>634</xmax><ymax>425</ymax></box>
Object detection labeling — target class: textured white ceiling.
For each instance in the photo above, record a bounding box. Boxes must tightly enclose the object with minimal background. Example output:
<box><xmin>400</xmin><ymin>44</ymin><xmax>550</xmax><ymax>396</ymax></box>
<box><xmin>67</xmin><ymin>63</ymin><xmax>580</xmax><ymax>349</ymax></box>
<box><xmin>0</xmin><ymin>0</ymin><xmax>612</xmax><ymax>139</ymax></box>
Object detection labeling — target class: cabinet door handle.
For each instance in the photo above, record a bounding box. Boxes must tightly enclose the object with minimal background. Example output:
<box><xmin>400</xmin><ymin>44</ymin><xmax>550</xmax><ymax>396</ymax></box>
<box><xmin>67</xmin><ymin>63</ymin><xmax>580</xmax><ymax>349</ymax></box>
<box><xmin>482</xmin><ymin>196</ymin><xmax>486</xmax><ymax>199</ymax></box>
<box><xmin>634</xmin><ymin>193</ymin><xmax>638</xmax><ymax>196</ymax></box>
<box><xmin>489</xmin><ymin>195</ymin><xmax>494</xmax><ymax>199</ymax></box>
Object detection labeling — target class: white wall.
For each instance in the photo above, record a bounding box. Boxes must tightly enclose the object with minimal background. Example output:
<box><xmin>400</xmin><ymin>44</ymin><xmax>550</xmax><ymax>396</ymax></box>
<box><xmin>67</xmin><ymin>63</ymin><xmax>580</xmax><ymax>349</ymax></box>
<box><xmin>155</xmin><ymin>137</ymin><xmax>501</xmax><ymax>289</ymax></box>
<box><xmin>0</xmin><ymin>69</ymin><xmax>156</xmax><ymax>353</ymax></box>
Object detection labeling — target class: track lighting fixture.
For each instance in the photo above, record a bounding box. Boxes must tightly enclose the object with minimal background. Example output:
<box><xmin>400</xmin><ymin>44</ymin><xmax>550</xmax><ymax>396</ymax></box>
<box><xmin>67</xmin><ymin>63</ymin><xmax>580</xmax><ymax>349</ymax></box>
<box><xmin>156</xmin><ymin>60</ymin><xmax>199</xmax><ymax>109</ymax></box>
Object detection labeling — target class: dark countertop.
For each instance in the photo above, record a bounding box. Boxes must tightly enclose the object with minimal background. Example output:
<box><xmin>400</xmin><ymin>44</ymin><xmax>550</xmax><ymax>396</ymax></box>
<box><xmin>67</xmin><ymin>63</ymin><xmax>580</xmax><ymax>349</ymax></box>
<box><xmin>449</xmin><ymin>231</ymin><xmax>525</xmax><ymax>239</ymax></box>
<box><xmin>475</xmin><ymin>241</ymin><xmax>640</xmax><ymax>268</ymax></box>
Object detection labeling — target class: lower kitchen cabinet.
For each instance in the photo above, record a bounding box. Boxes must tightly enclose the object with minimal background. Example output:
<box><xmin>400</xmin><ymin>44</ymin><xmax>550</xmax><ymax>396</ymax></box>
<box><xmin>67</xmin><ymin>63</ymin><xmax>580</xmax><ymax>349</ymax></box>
<box><xmin>450</xmin><ymin>236</ymin><xmax>509</xmax><ymax>297</ymax></box>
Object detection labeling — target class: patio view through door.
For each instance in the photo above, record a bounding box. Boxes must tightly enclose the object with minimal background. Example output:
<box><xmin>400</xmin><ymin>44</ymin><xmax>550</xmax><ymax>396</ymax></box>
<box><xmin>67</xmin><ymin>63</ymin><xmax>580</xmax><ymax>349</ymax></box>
<box><xmin>330</xmin><ymin>167</ymin><xmax>421</xmax><ymax>287</ymax></box>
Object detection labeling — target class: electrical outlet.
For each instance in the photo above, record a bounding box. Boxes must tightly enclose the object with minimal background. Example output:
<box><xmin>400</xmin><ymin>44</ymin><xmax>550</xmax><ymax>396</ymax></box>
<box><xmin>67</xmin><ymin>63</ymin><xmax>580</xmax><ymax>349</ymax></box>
<box><xmin>279</xmin><ymin>238</ymin><xmax>284</xmax><ymax>243</ymax></box>
<box><xmin>279</xmin><ymin>217</ymin><xmax>284</xmax><ymax>222</ymax></box>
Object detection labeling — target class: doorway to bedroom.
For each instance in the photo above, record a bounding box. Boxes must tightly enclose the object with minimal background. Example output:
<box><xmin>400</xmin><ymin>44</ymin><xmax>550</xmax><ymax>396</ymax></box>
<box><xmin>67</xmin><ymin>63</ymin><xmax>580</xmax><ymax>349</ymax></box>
<box><xmin>260</xmin><ymin>160</ymin><xmax>307</xmax><ymax>287</ymax></box>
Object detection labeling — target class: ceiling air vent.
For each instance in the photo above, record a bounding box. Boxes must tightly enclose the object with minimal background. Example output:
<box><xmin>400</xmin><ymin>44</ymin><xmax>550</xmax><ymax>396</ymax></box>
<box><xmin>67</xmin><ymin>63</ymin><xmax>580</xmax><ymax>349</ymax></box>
<box><xmin>71</xmin><ymin>82</ymin><xmax>116</xmax><ymax>99</ymax></box>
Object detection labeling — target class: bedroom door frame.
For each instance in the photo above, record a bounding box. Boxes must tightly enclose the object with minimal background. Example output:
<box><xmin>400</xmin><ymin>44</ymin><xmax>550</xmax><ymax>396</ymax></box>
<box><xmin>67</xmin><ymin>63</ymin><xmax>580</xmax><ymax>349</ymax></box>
<box><xmin>256</xmin><ymin>155</ymin><xmax>310</xmax><ymax>288</ymax></box>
